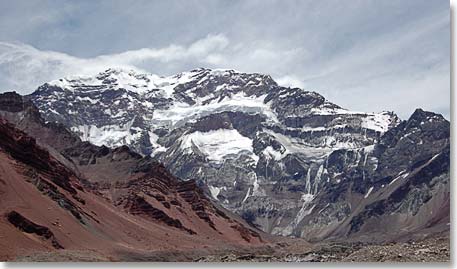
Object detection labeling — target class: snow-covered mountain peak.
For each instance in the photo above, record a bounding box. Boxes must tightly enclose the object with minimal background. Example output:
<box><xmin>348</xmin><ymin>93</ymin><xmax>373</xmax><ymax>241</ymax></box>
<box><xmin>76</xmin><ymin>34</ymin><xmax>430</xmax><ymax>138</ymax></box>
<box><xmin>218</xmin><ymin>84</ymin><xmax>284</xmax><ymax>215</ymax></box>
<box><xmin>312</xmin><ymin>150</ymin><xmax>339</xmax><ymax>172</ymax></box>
<box><xmin>29</xmin><ymin>67</ymin><xmax>403</xmax><ymax>170</ymax></box>
<box><xmin>31</xmin><ymin>68</ymin><xmax>448</xmax><ymax>240</ymax></box>
<box><xmin>42</xmin><ymin>67</ymin><xmax>278</xmax><ymax>100</ymax></box>
<box><xmin>45</xmin><ymin>68</ymin><xmax>187</xmax><ymax>96</ymax></box>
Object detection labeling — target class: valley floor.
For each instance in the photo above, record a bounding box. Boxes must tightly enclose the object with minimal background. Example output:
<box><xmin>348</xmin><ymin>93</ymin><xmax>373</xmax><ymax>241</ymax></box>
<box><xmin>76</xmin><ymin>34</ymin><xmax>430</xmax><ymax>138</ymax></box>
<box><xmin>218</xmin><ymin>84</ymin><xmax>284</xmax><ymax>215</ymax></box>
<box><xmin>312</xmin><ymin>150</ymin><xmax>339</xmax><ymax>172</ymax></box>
<box><xmin>10</xmin><ymin>235</ymin><xmax>449</xmax><ymax>262</ymax></box>
<box><xmin>195</xmin><ymin>236</ymin><xmax>450</xmax><ymax>262</ymax></box>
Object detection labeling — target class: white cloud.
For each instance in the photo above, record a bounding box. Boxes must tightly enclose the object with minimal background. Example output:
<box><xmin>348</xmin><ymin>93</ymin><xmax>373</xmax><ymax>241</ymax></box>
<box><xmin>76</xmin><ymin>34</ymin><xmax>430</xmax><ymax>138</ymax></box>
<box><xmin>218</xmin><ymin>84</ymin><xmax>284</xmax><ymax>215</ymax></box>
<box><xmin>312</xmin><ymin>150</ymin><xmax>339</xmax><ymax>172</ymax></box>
<box><xmin>0</xmin><ymin>34</ymin><xmax>233</xmax><ymax>93</ymax></box>
<box><xmin>0</xmin><ymin>34</ymin><xmax>307</xmax><ymax>94</ymax></box>
<box><xmin>275</xmin><ymin>75</ymin><xmax>306</xmax><ymax>89</ymax></box>
<box><xmin>95</xmin><ymin>33</ymin><xmax>230</xmax><ymax>65</ymax></box>
<box><xmin>0</xmin><ymin>6</ymin><xmax>450</xmax><ymax>120</ymax></box>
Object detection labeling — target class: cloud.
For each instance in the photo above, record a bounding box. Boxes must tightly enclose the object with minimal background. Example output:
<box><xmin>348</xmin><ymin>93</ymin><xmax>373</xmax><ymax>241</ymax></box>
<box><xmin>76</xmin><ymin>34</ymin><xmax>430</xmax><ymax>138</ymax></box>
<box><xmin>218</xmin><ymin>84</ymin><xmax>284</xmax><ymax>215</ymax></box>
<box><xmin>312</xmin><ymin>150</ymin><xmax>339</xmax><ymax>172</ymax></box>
<box><xmin>0</xmin><ymin>34</ymin><xmax>233</xmax><ymax>93</ymax></box>
<box><xmin>0</xmin><ymin>34</ymin><xmax>306</xmax><ymax>94</ymax></box>
<box><xmin>296</xmin><ymin>11</ymin><xmax>450</xmax><ymax>119</ymax></box>
<box><xmin>96</xmin><ymin>33</ymin><xmax>230</xmax><ymax>64</ymax></box>
<box><xmin>0</xmin><ymin>0</ymin><xmax>450</xmax><ymax>119</ymax></box>
<box><xmin>0</xmin><ymin>42</ymin><xmax>134</xmax><ymax>93</ymax></box>
<box><xmin>275</xmin><ymin>75</ymin><xmax>306</xmax><ymax>89</ymax></box>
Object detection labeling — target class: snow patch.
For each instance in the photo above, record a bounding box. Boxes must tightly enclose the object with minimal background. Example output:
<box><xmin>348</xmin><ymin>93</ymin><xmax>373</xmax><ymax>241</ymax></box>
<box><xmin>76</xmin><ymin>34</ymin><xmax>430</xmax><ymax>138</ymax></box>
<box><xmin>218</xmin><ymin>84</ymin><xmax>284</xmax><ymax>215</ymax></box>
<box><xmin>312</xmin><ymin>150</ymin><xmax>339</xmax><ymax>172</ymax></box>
<box><xmin>208</xmin><ymin>185</ymin><xmax>225</xmax><ymax>200</ymax></box>
<box><xmin>71</xmin><ymin>118</ymin><xmax>139</xmax><ymax>148</ymax></box>
<box><xmin>389</xmin><ymin>170</ymin><xmax>410</xmax><ymax>185</ymax></box>
<box><xmin>361</xmin><ymin>113</ymin><xmax>393</xmax><ymax>133</ymax></box>
<box><xmin>262</xmin><ymin>146</ymin><xmax>285</xmax><ymax>160</ymax></box>
<box><xmin>179</xmin><ymin>129</ymin><xmax>258</xmax><ymax>163</ymax></box>
<box><xmin>364</xmin><ymin>186</ymin><xmax>374</xmax><ymax>198</ymax></box>
<box><xmin>242</xmin><ymin>187</ymin><xmax>251</xmax><ymax>203</ymax></box>
<box><xmin>310</xmin><ymin>107</ymin><xmax>393</xmax><ymax>133</ymax></box>
<box><xmin>148</xmin><ymin>131</ymin><xmax>167</xmax><ymax>157</ymax></box>
<box><xmin>152</xmin><ymin>92</ymin><xmax>277</xmax><ymax>127</ymax></box>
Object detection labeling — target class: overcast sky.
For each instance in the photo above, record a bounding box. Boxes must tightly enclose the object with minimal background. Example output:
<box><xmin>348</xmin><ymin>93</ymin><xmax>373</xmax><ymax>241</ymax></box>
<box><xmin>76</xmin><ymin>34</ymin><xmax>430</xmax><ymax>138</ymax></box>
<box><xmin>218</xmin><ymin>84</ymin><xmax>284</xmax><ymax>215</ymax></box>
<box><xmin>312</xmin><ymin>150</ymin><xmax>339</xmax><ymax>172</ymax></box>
<box><xmin>0</xmin><ymin>0</ymin><xmax>450</xmax><ymax>119</ymax></box>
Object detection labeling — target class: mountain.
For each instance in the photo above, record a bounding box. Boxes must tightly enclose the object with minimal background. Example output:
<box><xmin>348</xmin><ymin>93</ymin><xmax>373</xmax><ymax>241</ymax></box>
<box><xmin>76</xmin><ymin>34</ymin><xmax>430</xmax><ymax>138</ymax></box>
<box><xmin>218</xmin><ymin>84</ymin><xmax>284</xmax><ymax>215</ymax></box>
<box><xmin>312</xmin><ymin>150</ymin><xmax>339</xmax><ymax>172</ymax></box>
<box><xmin>27</xmin><ymin>68</ymin><xmax>449</xmax><ymax>242</ymax></box>
<box><xmin>0</xmin><ymin>92</ymin><xmax>267</xmax><ymax>261</ymax></box>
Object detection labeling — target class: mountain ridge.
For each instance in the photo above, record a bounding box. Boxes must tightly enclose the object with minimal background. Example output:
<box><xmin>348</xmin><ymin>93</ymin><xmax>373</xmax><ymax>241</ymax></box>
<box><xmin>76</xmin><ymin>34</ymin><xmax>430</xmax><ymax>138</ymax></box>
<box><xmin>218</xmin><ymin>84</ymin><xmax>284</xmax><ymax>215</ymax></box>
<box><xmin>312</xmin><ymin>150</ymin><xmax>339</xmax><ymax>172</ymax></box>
<box><xmin>25</xmin><ymin>68</ymin><xmax>449</xmax><ymax>242</ymax></box>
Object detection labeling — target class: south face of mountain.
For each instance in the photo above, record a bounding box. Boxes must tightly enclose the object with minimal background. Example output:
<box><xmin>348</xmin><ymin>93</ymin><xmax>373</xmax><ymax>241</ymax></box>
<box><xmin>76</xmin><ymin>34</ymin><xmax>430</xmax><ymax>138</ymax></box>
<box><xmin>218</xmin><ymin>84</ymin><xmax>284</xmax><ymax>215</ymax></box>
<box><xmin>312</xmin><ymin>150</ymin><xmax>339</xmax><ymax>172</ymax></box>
<box><xmin>28</xmin><ymin>68</ymin><xmax>449</xmax><ymax>242</ymax></box>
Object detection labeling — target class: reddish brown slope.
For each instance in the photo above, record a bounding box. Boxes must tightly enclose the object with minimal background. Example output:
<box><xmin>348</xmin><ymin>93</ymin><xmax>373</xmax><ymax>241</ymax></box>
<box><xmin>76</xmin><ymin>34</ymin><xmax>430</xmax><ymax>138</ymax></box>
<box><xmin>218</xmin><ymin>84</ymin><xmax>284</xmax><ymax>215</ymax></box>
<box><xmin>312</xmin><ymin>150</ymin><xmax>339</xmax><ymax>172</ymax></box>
<box><xmin>0</xmin><ymin>118</ymin><xmax>266</xmax><ymax>261</ymax></box>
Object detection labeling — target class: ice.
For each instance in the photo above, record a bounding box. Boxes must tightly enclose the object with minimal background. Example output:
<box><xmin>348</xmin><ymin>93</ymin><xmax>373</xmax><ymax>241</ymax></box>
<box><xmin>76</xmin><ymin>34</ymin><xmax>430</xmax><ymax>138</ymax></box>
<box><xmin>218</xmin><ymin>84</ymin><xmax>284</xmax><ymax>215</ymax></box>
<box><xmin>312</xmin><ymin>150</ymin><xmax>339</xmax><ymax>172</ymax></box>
<box><xmin>301</xmin><ymin>193</ymin><xmax>314</xmax><ymax>203</ymax></box>
<box><xmin>361</xmin><ymin>112</ymin><xmax>393</xmax><ymax>133</ymax></box>
<box><xmin>152</xmin><ymin>92</ymin><xmax>278</xmax><ymax>127</ymax></box>
<box><xmin>389</xmin><ymin>170</ymin><xmax>409</xmax><ymax>185</ymax></box>
<box><xmin>71</xmin><ymin>118</ymin><xmax>138</xmax><ymax>148</ymax></box>
<box><xmin>242</xmin><ymin>187</ymin><xmax>251</xmax><ymax>203</ymax></box>
<box><xmin>148</xmin><ymin>131</ymin><xmax>167</xmax><ymax>157</ymax></box>
<box><xmin>76</xmin><ymin>96</ymin><xmax>99</xmax><ymax>104</ymax></box>
<box><xmin>311</xmin><ymin>106</ymin><xmax>394</xmax><ymax>134</ymax></box>
<box><xmin>49</xmin><ymin>108</ymin><xmax>59</xmax><ymax>115</ymax></box>
<box><xmin>318</xmin><ymin>203</ymin><xmax>330</xmax><ymax>214</ymax></box>
<box><xmin>263</xmin><ymin>146</ymin><xmax>285</xmax><ymax>160</ymax></box>
<box><xmin>364</xmin><ymin>186</ymin><xmax>374</xmax><ymax>198</ymax></box>
<box><xmin>363</xmin><ymin>144</ymin><xmax>376</xmax><ymax>153</ymax></box>
<box><xmin>429</xmin><ymin>153</ymin><xmax>441</xmax><ymax>162</ymax></box>
<box><xmin>46</xmin><ymin>69</ymin><xmax>281</xmax><ymax>130</ymax></box>
<box><xmin>322</xmin><ymin>135</ymin><xmax>361</xmax><ymax>149</ymax></box>
<box><xmin>305</xmin><ymin>168</ymin><xmax>312</xmax><ymax>193</ymax></box>
<box><xmin>47</xmin><ymin>68</ymin><xmax>197</xmax><ymax>97</ymax></box>
<box><xmin>313</xmin><ymin>164</ymin><xmax>325</xmax><ymax>194</ymax></box>
<box><xmin>285</xmin><ymin>194</ymin><xmax>315</xmax><ymax>233</ymax></box>
<box><xmin>300</xmin><ymin>126</ymin><xmax>328</xmax><ymax>132</ymax></box>
<box><xmin>179</xmin><ymin>129</ymin><xmax>258</xmax><ymax>163</ymax></box>
<box><xmin>208</xmin><ymin>185</ymin><xmax>225</xmax><ymax>200</ymax></box>
<box><xmin>239</xmin><ymin>172</ymin><xmax>264</xmax><ymax>202</ymax></box>
<box><xmin>310</xmin><ymin>107</ymin><xmax>353</xmax><ymax>115</ymax></box>
<box><xmin>263</xmin><ymin>130</ymin><xmax>332</xmax><ymax>160</ymax></box>
<box><xmin>251</xmin><ymin>173</ymin><xmax>264</xmax><ymax>196</ymax></box>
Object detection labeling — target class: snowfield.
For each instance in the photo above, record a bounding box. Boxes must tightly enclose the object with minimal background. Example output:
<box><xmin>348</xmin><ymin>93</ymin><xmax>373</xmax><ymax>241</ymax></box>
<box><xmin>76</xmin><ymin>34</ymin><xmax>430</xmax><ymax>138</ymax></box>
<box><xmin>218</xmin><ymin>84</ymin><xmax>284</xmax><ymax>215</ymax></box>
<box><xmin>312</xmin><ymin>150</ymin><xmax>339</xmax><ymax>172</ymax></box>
<box><xmin>38</xmin><ymin>68</ymin><xmax>400</xmax><ymax>184</ymax></box>
<box><xmin>180</xmin><ymin>129</ymin><xmax>259</xmax><ymax>163</ymax></box>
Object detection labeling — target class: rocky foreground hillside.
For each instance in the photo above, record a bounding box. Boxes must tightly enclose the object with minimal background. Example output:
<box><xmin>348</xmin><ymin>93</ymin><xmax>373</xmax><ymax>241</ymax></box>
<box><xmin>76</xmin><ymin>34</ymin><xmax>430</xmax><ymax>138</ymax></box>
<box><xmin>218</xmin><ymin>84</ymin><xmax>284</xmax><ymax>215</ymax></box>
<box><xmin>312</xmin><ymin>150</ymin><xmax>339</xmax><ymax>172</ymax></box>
<box><xmin>0</xmin><ymin>92</ymin><xmax>266</xmax><ymax>261</ymax></box>
<box><xmin>27</xmin><ymin>68</ymin><xmax>450</xmax><ymax>243</ymax></box>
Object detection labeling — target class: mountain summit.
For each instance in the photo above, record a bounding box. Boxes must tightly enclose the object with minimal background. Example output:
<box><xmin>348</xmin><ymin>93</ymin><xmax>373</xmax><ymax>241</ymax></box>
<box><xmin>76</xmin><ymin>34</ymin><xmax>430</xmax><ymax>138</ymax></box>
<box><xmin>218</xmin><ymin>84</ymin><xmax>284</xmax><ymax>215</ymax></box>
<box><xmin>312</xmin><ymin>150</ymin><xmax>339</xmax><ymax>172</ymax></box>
<box><xmin>28</xmin><ymin>68</ymin><xmax>448</xmax><ymax>242</ymax></box>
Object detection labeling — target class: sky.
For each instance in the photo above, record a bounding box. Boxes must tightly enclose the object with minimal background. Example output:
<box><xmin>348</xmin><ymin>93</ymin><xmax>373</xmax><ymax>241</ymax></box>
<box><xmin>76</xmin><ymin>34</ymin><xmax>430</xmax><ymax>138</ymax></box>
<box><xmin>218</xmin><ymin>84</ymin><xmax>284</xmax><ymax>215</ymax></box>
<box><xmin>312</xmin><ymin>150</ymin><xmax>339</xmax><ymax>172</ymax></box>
<box><xmin>0</xmin><ymin>0</ymin><xmax>450</xmax><ymax>119</ymax></box>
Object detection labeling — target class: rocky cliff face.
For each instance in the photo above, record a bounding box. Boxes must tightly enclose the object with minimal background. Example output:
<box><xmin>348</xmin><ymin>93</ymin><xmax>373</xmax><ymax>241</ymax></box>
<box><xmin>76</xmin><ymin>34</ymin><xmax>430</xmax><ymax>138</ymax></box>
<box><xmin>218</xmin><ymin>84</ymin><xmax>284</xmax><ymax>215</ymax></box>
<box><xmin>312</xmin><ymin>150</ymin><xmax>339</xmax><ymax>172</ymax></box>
<box><xmin>287</xmin><ymin>108</ymin><xmax>450</xmax><ymax>241</ymax></box>
<box><xmin>27</xmin><ymin>68</ymin><xmax>449</xmax><ymax>241</ymax></box>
